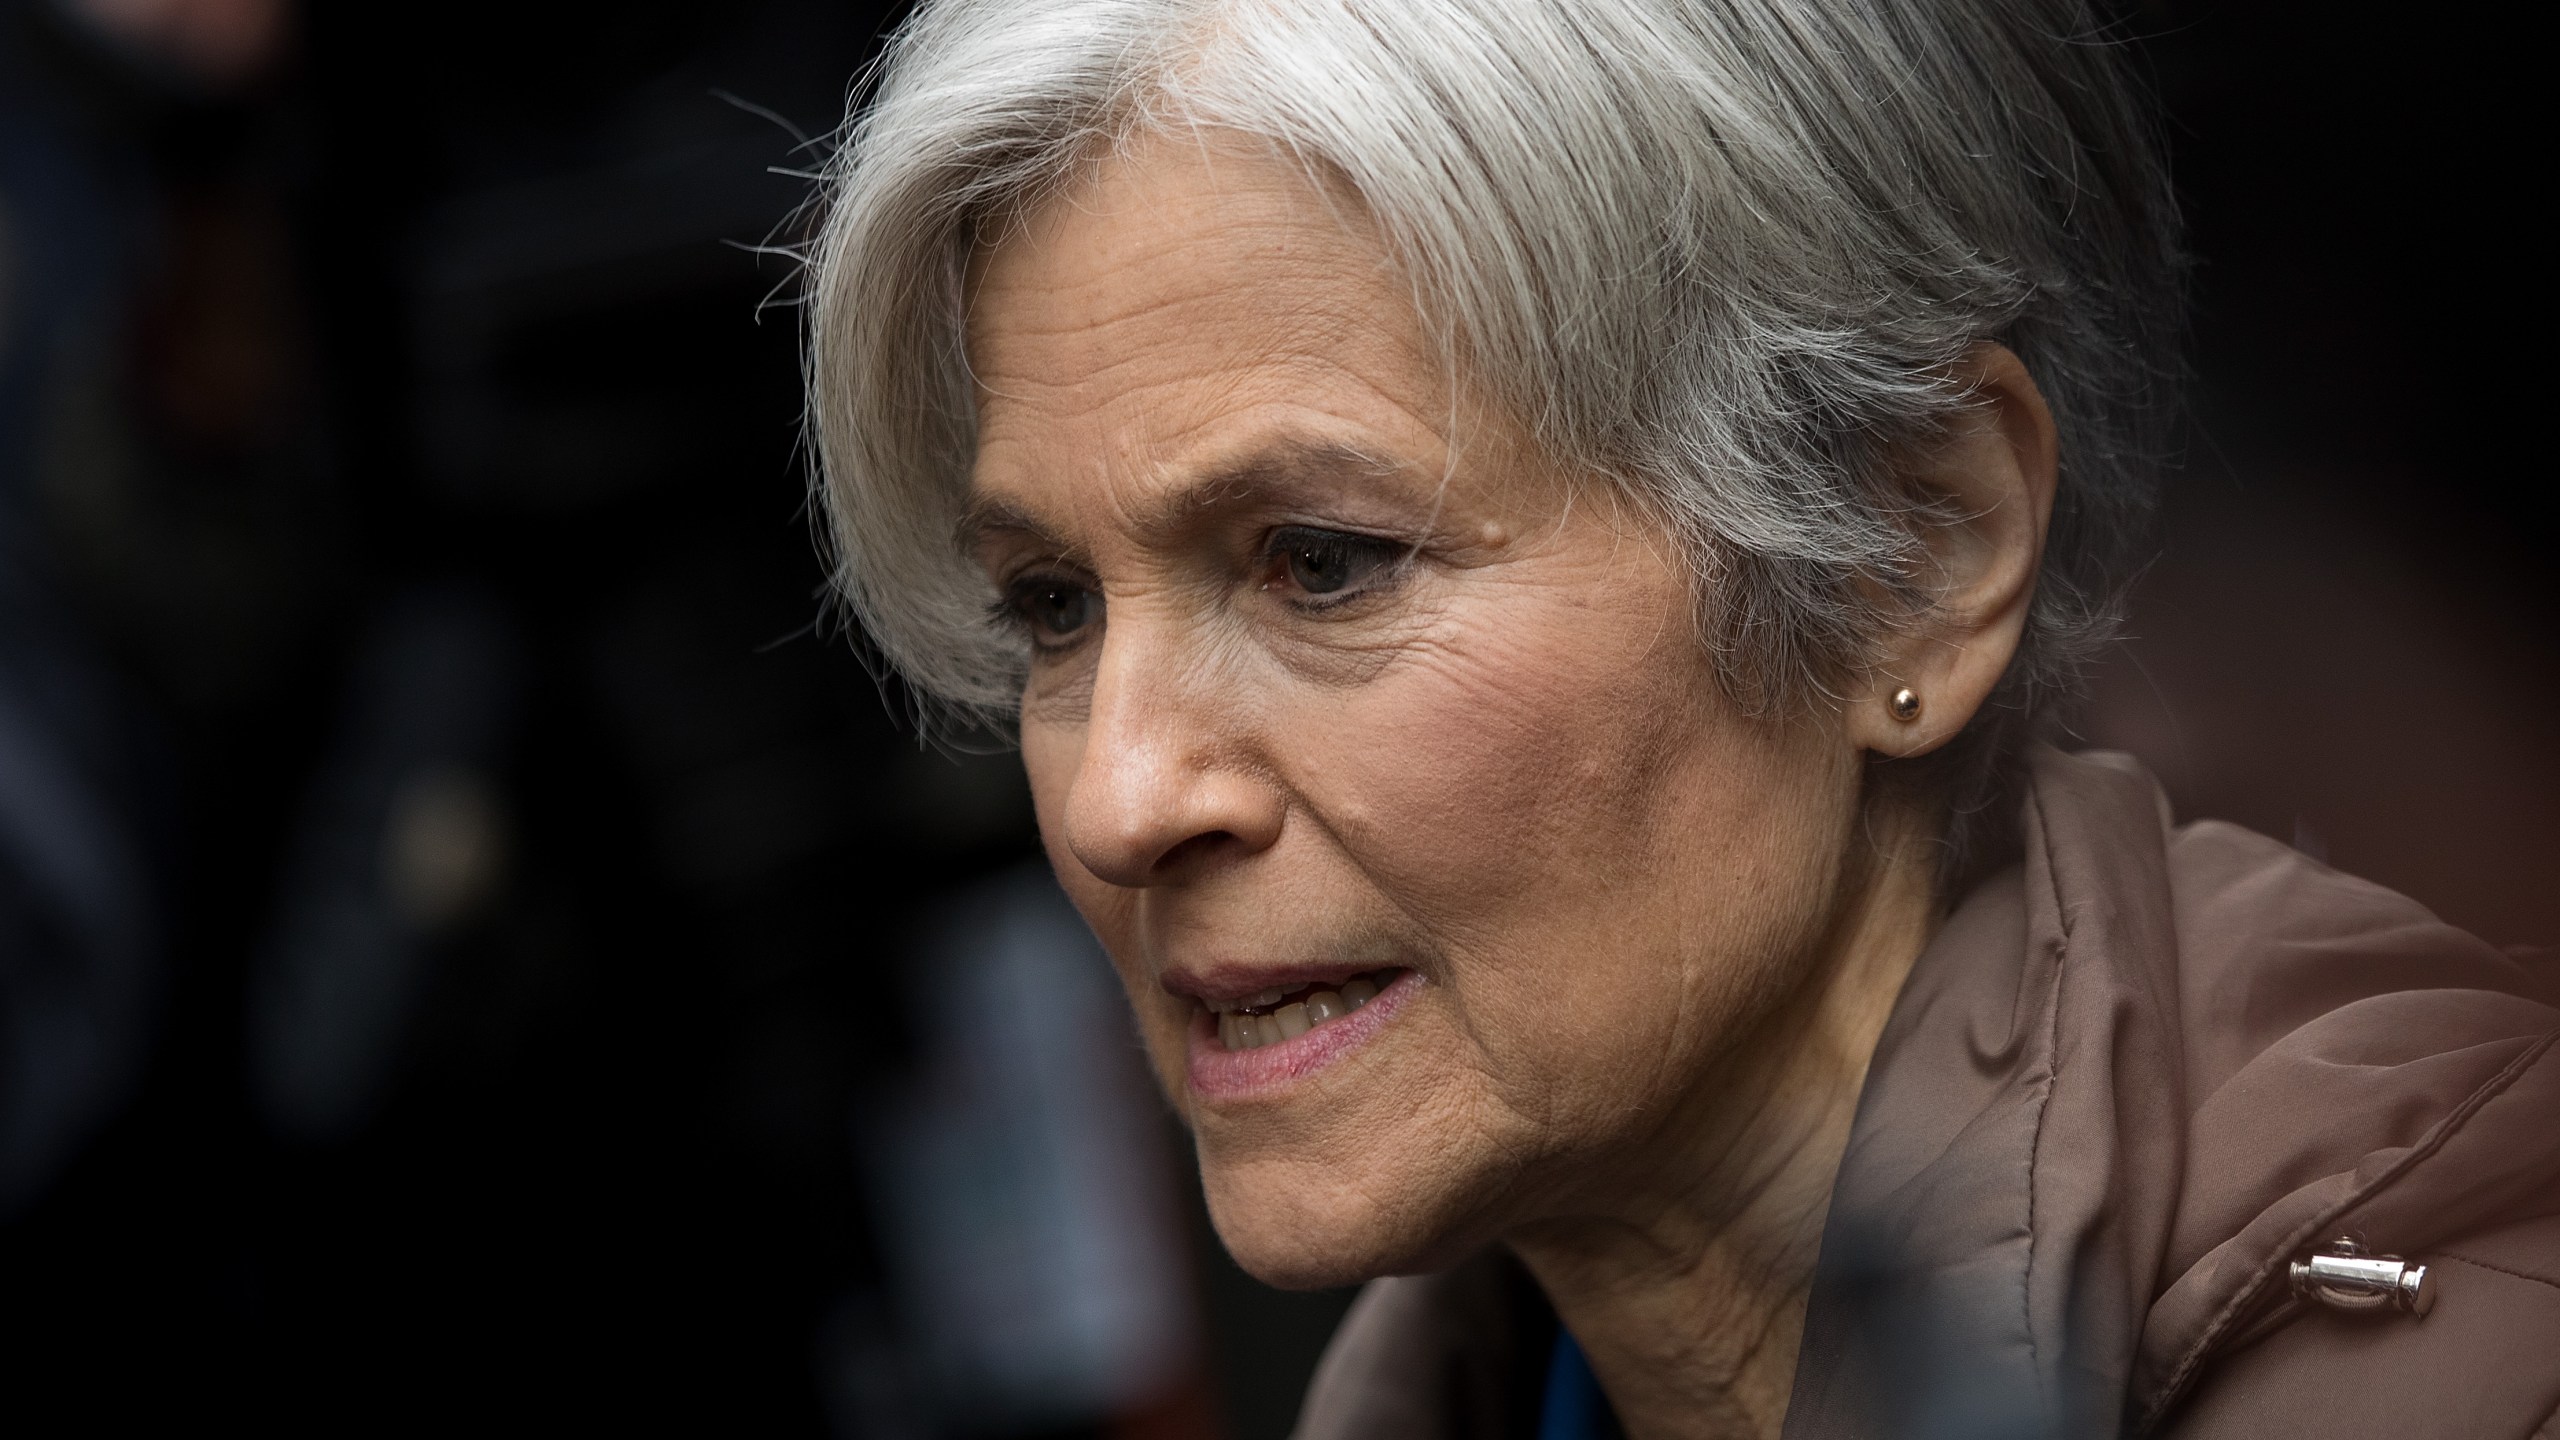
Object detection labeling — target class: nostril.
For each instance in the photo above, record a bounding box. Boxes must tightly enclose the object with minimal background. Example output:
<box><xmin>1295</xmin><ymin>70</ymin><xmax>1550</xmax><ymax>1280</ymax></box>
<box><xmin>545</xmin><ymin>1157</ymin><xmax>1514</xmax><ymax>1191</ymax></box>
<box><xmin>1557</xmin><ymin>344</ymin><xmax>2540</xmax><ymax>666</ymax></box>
<box><xmin>1152</xmin><ymin>830</ymin><xmax>1241</xmax><ymax>878</ymax></box>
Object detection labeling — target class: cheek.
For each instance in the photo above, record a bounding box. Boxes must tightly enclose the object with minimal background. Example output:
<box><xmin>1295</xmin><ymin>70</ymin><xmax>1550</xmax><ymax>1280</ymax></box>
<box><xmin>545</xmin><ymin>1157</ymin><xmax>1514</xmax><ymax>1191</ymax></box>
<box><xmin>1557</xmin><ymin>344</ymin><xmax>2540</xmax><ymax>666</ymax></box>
<box><xmin>1021</xmin><ymin>718</ymin><xmax>1193</xmax><ymax>1087</ymax></box>
<box><xmin>1293</xmin><ymin>583</ymin><xmax>1841</xmax><ymax>1114</ymax></box>
<box><xmin>1021</xmin><ymin>718</ymin><xmax>1078</xmax><ymax>868</ymax></box>
<box><xmin>1311</xmin><ymin>594</ymin><xmax>1718</xmax><ymax>935</ymax></box>
<box><xmin>1022</xmin><ymin>725</ymin><xmax>1080</xmax><ymax>921</ymax></box>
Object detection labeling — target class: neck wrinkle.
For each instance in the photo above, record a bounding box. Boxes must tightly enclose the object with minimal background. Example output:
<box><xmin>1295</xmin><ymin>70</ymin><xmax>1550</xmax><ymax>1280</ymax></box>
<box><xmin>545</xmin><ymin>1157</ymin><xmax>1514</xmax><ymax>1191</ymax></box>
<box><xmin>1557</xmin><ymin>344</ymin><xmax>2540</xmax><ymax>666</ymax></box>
<box><xmin>1505</xmin><ymin>792</ymin><xmax>1939</xmax><ymax>1440</ymax></box>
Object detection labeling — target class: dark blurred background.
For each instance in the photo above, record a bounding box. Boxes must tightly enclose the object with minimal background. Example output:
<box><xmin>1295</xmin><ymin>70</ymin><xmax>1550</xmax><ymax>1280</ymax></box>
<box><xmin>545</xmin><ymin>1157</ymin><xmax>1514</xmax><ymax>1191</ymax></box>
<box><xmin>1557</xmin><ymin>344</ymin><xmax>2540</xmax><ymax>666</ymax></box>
<box><xmin>0</xmin><ymin>0</ymin><xmax>2545</xmax><ymax>1435</ymax></box>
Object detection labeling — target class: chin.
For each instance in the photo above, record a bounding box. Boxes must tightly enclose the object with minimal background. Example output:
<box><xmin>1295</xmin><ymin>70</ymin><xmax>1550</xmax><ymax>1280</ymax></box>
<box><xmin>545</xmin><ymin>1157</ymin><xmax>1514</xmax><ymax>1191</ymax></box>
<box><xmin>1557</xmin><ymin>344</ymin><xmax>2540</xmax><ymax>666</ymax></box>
<box><xmin>1196</xmin><ymin>1137</ymin><xmax>1504</xmax><ymax>1291</ymax></box>
<box><xmin>1213</xmin><ymin>1223</ymin><xmax>1381</xmax><ymax>1292</ymax></box>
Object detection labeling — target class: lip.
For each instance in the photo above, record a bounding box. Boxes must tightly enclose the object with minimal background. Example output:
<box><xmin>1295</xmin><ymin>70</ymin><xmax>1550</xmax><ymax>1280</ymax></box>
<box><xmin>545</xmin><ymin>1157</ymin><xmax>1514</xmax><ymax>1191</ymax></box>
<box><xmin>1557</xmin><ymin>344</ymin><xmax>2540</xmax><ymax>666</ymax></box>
<box><xmin>1184</xmin><ymin>968</ymin><xmax>1419</xmax><ymax>1101</ymax></box>
<box><xmin>1161</xmin><ymin>959</ymin><xmax>1400</xmax><ymax>1008</ymax></box>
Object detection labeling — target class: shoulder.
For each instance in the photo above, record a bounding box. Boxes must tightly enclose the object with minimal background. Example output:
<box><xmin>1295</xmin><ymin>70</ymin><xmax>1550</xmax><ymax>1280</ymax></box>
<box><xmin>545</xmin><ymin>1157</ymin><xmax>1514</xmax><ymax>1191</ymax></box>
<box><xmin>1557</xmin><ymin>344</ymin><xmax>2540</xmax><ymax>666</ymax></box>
<box><xmin>2124</xmin><ymin>785</ymin><xmax>2560</xmax><ymax>1436</ymax></box>
<box><xmin>2159</xmin><ymin>1213</ymin><xmax>2560</xmax><ymax>1440</ymax></box>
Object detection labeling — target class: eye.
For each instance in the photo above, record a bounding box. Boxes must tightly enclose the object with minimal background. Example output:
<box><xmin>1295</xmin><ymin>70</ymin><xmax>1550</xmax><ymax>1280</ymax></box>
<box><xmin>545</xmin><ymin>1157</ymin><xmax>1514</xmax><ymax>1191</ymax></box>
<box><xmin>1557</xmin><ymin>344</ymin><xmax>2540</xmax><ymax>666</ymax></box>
<box><xmin>998</xmin><ymin>573</ymin><xmax>1101</xmax><ymax>649</ymax></box>
<box><xmin>1264</xmin><ymin>527</ymin><xmax>1404</xmax><ymax>602</ymax></box>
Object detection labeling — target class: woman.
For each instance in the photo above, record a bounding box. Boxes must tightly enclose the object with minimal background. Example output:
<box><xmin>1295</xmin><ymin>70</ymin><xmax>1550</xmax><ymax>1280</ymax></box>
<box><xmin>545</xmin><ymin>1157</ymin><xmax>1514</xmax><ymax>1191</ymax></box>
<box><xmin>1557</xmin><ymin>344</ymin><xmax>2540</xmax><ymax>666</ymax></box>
<box><xmin>804</xmin><ymin>1</ymin><xmax>2560</xmax><ymax>1435</ymax></box>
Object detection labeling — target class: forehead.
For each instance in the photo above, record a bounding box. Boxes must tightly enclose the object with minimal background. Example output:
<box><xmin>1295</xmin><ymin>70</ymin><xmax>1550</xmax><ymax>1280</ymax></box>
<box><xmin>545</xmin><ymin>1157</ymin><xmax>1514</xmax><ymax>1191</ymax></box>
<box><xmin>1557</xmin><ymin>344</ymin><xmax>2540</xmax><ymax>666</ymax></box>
<box><xmin>963</xmin><ymin>132</ymin><xmax>1458</xmax><ymax>515</ymax></box>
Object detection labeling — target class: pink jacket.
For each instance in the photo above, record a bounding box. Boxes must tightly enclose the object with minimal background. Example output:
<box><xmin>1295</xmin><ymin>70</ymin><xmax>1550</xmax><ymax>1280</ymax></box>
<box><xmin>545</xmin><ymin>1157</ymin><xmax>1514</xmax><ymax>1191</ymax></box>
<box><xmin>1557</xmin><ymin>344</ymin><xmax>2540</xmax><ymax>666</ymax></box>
<box><xmin>1294</xmin><ymin>748</ymin><xmax>2560</xmax><ymax>1438</ymax></box>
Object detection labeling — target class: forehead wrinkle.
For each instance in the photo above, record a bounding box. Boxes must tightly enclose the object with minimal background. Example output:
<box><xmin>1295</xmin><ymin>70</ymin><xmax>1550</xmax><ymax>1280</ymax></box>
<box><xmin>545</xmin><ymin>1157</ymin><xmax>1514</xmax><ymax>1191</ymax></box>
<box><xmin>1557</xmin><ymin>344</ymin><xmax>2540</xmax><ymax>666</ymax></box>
<box><xmin>1124</xmin><ymin>435</ymin><xmax>1416</xmax><ymax>539</ymax></box>
<box><xmin>974</xmin><ymin>274</ymin><xmax>1393</xmax><ymax>410</ymax></box>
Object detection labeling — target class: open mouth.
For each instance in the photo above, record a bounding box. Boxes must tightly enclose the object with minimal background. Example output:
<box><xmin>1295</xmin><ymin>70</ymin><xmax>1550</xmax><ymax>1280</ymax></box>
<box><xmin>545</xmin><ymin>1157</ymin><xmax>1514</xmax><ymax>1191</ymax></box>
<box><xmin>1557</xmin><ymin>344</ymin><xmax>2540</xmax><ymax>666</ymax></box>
<box><xmin>1204</xmin><ymin>969</ymin><xmax>1403</xmax><ymax>1051</ymax></box>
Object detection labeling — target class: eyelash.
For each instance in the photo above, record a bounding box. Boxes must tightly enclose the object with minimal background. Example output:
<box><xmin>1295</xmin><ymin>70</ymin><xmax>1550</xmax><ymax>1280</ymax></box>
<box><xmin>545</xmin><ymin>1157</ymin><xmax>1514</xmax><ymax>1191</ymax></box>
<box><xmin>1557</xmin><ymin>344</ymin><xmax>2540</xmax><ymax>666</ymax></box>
<box><xmin>1258</xmin><ymin>526</ymin><xmax>1410</xmax><ymax>611</ymax></box>
<box><xmin>991</xmin><ymin>570</ymin><xmax>1100</xmax><ymax>654</ymax></box>
<box><xmin>990</xmin><ymin>526</ymin><xmax>1413</xmax><ymax>653</ymax></box>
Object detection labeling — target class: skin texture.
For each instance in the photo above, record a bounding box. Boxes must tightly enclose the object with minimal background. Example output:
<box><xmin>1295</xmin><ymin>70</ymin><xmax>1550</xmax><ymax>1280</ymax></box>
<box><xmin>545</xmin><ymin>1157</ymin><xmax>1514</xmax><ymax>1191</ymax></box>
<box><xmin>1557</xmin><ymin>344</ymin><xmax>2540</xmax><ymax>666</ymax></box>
<box><xmin>962</xmin><ymin>132</ymin><xmax>2056</xmax><ymax>1440</ymax></box>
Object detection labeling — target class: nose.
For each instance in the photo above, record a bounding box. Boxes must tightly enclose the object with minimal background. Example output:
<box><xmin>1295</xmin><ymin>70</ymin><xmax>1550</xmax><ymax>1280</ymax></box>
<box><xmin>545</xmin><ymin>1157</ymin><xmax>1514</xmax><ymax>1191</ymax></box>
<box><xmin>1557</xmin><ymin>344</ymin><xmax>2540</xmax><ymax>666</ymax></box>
<box><xmin>1058</xmin><ymin>623</ymin><xmax>1285</xmax><ymax>889</ymax></box>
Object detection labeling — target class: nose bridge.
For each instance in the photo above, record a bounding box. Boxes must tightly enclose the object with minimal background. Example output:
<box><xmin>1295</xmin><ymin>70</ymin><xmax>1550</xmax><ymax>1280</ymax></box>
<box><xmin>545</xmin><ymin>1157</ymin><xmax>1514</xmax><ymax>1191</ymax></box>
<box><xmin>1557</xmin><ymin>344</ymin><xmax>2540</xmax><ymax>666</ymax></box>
<box><xmin>1064</xmin><ymin>605</ymin><xmax>1274</xmax><ymax>887</ymax></box>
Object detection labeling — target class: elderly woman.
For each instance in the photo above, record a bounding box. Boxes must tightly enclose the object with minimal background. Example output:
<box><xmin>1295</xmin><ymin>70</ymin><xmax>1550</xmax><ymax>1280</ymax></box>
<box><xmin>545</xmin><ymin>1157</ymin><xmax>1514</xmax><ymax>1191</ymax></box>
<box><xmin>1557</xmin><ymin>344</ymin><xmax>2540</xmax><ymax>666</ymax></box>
<box><xmin>804</xmin><ymin>1</ymin><xmax>2560</xmax><ymax>1436</ymax></box>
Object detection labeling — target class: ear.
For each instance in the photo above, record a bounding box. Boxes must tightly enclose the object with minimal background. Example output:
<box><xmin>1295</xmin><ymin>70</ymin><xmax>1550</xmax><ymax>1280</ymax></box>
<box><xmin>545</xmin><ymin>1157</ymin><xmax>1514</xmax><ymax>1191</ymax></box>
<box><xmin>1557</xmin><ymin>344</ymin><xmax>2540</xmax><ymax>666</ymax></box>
<box><xmin>1847</xmin><ymin>343</ymin><xmax>2058</xmax><ymax>759</ymax></box>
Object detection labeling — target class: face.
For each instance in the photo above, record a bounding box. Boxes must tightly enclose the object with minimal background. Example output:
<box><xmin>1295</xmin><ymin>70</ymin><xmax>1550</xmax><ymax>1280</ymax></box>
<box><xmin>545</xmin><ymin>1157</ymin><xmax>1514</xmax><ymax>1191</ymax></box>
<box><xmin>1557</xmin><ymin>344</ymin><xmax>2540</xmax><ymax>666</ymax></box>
<box><xmin>965</xmin><ymin>134</ymin><xmax>1872</xmax><ymax>1287</ymax></box>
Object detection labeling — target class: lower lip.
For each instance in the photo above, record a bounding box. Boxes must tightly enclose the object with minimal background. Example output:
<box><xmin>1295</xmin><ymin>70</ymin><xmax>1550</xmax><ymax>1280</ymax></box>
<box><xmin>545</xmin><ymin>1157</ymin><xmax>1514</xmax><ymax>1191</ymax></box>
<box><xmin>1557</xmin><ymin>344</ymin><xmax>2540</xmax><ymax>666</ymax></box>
<box><xmin>1185</xmin><ymin>970</ymin><xmax>1419</xmax><ymax>1101</ymax></box>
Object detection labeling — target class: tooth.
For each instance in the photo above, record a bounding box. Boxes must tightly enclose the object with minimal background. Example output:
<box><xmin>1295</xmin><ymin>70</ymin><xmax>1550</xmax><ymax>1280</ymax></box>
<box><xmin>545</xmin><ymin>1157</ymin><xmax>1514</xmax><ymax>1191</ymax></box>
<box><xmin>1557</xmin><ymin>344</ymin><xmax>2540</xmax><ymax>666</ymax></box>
<box><xmin>1213</xmin><ymin>998</ymin><xmax>1239</xmax><ymax>1015</ymax></box>
<box><xmin>1247</xmin><ymin>988</ymin><xmax>1286</xmax><ymax>1009</ymax></box>
<box><xmin>1275</xmin><ymin>1002</ymin><xmax>1311</xmax><ymax>1039</ymax></box>
<box><xmin>1340</xmin><ymin>977</ymin><xmax>1378</xmax><ymax>1009</ymax></box>
<box><xmin>1219</xmin><ymin>1013</ymin><xmax>1244</xmax><ymax>1050</ymax></box>
<box><xmin>1252</xmin><ymin>1014</ymin><xmax>1287</xmax><ymax>1047</ymax></box>
<box><xmin>1303</xmin><ymin>990</ymin><xmax>1344</xmax><ymax>1023</ymax></box>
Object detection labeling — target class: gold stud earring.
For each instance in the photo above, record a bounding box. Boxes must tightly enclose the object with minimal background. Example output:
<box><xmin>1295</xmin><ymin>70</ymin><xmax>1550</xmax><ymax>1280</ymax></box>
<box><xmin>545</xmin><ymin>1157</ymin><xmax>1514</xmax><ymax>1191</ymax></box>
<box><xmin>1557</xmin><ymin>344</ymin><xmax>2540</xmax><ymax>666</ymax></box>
<box><xmin>1889</xmin><ymin>687</ymin><xmax>1922</xmax><ymax>723</ymax></box>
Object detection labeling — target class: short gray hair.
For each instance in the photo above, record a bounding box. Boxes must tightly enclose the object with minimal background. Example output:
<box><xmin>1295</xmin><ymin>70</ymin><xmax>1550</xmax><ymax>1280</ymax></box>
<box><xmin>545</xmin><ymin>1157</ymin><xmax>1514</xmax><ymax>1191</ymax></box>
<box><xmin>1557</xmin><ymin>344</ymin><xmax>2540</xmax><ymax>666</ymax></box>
<box><xmin>805</xmin><ymin>0</ymin><xmax>2181</xmax><ymax>868</ymax></box>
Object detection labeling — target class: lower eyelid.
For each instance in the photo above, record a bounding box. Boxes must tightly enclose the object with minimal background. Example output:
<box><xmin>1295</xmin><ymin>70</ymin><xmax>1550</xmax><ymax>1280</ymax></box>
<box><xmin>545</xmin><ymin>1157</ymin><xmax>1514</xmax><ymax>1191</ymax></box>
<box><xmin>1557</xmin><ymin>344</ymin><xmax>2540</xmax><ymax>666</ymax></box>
<box><xmin>1290</xmin><ymin>560</ymin><xmax>1411</xmax><ymax>611</ymax></box>
<box><xmin>1025</xmin><ymin>622</ymin><xmax>1101</xmax><ymax>659</ymax></box>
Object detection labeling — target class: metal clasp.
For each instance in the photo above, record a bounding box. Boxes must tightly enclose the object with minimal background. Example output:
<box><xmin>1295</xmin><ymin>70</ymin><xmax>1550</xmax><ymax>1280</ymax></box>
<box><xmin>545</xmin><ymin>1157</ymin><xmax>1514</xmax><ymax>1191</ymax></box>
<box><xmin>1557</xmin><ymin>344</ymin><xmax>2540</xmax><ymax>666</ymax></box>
<box><xmin>2289</xmin><ymin>1236</ymin><xmax>2433</xmax><ymax>1316</ymax></box>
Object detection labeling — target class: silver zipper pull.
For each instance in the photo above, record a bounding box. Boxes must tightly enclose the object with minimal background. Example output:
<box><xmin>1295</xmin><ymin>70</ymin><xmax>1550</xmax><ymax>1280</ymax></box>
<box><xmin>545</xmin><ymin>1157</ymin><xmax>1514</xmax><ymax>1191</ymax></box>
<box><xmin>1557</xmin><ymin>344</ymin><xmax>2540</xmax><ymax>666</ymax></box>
<box><xmin>2289</xmin><ymin>1235</ymin><xmax>2434</xmax><ymax>1316</ymax></box>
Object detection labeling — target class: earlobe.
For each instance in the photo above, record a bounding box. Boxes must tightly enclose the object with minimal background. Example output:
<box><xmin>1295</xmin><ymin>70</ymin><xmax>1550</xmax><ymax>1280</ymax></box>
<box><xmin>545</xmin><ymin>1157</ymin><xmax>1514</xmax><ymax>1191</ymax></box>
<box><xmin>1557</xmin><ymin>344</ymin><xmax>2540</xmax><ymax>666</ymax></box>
<box><xmin>1850</xmin><ymin>343</ymin><xmax>2059</xmax><ymax>760</ymax></box>
<box><xmin>1858</xmin><ymin>680</ymin><xmax>1936</xmax><ymax>760</ymax></box>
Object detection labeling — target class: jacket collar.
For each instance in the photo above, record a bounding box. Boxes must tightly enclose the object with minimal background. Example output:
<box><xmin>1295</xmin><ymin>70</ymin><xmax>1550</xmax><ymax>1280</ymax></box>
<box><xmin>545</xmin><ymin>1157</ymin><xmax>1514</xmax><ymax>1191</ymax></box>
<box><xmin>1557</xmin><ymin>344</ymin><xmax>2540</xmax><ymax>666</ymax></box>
<box><xmin>1785</xmin><ymin>747</ymin><xmax>2560</xmax><ymax>1437</ymax></box>
<box><xmin>1292</xmin><ymin>748</ymin><xmax>2560</xmax><ymax>1439</ymax></box>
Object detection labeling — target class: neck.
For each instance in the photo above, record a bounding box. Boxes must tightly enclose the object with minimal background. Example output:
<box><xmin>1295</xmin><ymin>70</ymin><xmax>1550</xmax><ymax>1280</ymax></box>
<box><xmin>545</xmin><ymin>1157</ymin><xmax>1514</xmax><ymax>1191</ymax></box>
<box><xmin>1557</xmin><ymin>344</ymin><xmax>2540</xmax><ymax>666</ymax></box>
<box><xmin>1504</xmin><ymin>795</ymin><xmax>1938</xmax><ymax>1440</ymax></box>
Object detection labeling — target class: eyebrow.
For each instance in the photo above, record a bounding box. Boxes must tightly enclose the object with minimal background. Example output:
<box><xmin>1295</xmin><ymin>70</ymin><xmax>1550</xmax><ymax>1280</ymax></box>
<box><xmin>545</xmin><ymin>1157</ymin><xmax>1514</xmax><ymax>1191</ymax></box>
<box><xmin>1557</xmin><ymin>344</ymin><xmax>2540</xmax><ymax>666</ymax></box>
<box><xmin>958</xmin><ymin>436</ymin><xmax>1415</xmax><ymax>557</ymax></box>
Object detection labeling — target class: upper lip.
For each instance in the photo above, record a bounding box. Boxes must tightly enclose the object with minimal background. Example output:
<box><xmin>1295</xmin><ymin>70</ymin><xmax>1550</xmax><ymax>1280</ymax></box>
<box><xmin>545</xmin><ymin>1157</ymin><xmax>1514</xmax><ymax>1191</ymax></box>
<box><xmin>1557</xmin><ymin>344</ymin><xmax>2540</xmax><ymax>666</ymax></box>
<box><xmin>1160</xmin><ymin>962</ymin><xmax>1393</xmax><ymax>1008</ymax></box>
